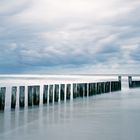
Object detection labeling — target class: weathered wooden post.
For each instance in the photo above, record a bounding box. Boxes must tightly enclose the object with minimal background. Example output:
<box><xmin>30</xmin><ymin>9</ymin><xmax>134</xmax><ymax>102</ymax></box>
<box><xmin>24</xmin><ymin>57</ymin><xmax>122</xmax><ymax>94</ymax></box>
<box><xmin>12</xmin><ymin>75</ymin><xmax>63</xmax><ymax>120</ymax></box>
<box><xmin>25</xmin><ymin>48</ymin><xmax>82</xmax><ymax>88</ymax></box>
<box><xmin>54</xmin><ymin>84</ymin><xmax>59</xmax><ymax>102</ymax></box>
<box><xmin>76</xmin><ymin>83</ymin><xmax>80</xmax><ymax>97</ymax></box>
<box><xmin>66</xmin><ymin>84</ymin><xmax>71</xmax><ymax>100</ymax></box>
<box><xmin>118</xmin><ymin>76</ymin><xmax>122</xmax><ymax>90</ymax></box>
<box><xmin>118</xmin><ymin>76</ymin><xmax>121</xmax><ymax>82</ymax></box>
<box><xmin>89</xmin><ymin>83</ymin><xmax>96</xmax><ymax>96</ymax></box>
<box><xmin>19</xmin><ymin>86</ymin><xmax>25</xmax><ymax>108</ymax></box>
<box><xmin>43</xmin><ymin>85</ymin><xmax>48</xmax><ymax>104</ymax></box>
<box><xmin>33</xmin><ymin>86</ymin><xmax>40</xmax><ymax>106</ymax></box>
<box><xmin>60</xmin><ymin>84</ymin><xmax>65</xmax><ymax>101</ymax></box>
<box><xmin>114</xmin><ymin>82</ymin><xmax>117</xmax><ymax>91</ymax></box>
<box><xmin>111</xmin><ymin>81</ymin><xmax>115</xmax><ymax>92</ymax></box>
<box><xmin>101</xmin><ymin>82</ymin><xmax>105</xmax><ymax>93</ymax></box>
<box><xmin>128</xmin><ymin>76</ymin><xmax>132</xmax><ymax>88</ymax></box>
<box><xmin>97</xmin><ymin>82</ymin><xmax>102</xmax><ymax>94</ymax></box>
<box><xmin>0</xmin><ymin>87</ymin><xmax>6</xmax><ymax>111</ymax></box>
<box><xmin>49</xmin><ymin>85</ymin><xmax>53</xmax><ymax>103</ymax></box>
<box><xmin>83</xmin><ymin>83</ymin><xmax>88</xmax><ymax>97</ymax></box>
<box><xmin>88</xmin><ymin>83</ymin><xmax>92</xmax><ymax>96</ymax></box>
<box><xmin>28</xmin><ymin>86</ymin><xmax>33</xmax><ymax>106</ymax></box>
<box><xmin>93</xmin><ymin>83</ymin><xmax>97</xmax><ymax>95</ymax></box>
<box><xmin>73</xmin><ymin>83</ymin><xmax>77</xmax><ymax>98</ymax></box>
<box><xmin>104</xmin><ymin>82</ymin><xmax>110</xmax><ymax>93</ymax></box>
<box><xmin>79</xmin><ymin>84</ymin><xmax>84</xmax><ymax>97</ymax></box>
<box><xmin>11</xmin><ymin>86</ymin><xmax>17</xmax><ymax>109</ymax></box>
<box><xmin>80</xmin><ymin>84</ymin><xmax>83</xmax><ymax>97</ymax></box>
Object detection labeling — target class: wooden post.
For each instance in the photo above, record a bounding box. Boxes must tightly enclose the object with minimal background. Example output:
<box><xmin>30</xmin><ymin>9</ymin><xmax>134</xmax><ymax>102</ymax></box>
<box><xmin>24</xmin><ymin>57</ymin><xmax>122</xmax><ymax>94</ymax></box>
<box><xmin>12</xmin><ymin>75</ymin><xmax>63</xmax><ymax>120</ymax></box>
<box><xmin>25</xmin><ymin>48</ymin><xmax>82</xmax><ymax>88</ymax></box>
<box><xmin>43</xmin><ymin>85</ymin><xmax>48</xmax><ymax>104</ymax></box>
<box><xmin>77</xmin><ymin>84</ymin><xmax>80</xmax><ymax>97</ymax></box>
<box><xmin>49</xmin><ymin>85</ymin><xmax>53</xmax><ymax>103</ymax></box>
<box><xmin>54</xmin><ymin>84</ymin><xmax>59</xmax><ymax>102</ymax></box>
<box><xmin>80</xmin><ymin>84</ymin><xmax>84</xmax><ymax>97</ymax></box>
<box><xmin>60</xmin><ymin>84</ymin><xmax>65</xmax><ymax>101</ymax></box>
<box><xmin>0</xmin><ymin>87</ymin><xmax>6</xmax><ymax>111</ymax></box>
<box><xmin>84</xmin><ymin>83</ymin><xmax>88</xmax><ymax>97</ymax></box>
<box><xmin>118</xmin><ymin>76</ymin><xmax>121</xmax><ymax>82</ymax></box>
<box><xmin>11</xmin><ymin>86</ymin><xmax>17</xmax><ymax>109</ymax></box>
<box><xmin>73</xmin><ymin>83</ymin><xmax>77</xmax><ymax>99</ymax></box>
<box><xmin>97</xmin><ymin>83</ymin><xmax>102</xmax><ymax>94</ymax></box>
<box><xmin>104</xmin><ymin>82</ymin><xmax>110</xmax><ymax>93</ymax></box>
<box><xmin>111</xmin><ymin>81</ymin><xmax>115</xmax><ymax>92</ymax></box>
<box><xmin>28</xmin><ymin>86</ymin><xmax>33</xmax><ymax>106</ymax></box>
<box><xmin>128</xmin><ymin>76</ymin><xmax>132</xmax><ymax>88</ymax></box>
<box><xmin>79</xmin><ymin>84</ymin><xmax>84</xmax><ymax>97</ymax></box>
<box><xmin>118</xmin><ymin>76</ymin><xmax>122</xmax><ymax>90</ymax></box>
<box><xmin>19</xmin><ymin>86</ymin><xmax>25</xmax><ymax>108</ymax></box>
<box><xmin>101</xmin><ymin>82</ymin><xmax>105</xmax><ymax>93</ymax></box>
<box><xmin>33</xmin><ymin>86</ymin><xmax>40</xmax><ymax>106</ymax></box>
<box><xmin>66</xmin><ymin>84</ymin><xmax>71</xmax><ymax>100</ymax></box>
<box><xmin>89</xmin><ymin>83</ymin><xmax>92</xmax><ymax>96</ymax></box>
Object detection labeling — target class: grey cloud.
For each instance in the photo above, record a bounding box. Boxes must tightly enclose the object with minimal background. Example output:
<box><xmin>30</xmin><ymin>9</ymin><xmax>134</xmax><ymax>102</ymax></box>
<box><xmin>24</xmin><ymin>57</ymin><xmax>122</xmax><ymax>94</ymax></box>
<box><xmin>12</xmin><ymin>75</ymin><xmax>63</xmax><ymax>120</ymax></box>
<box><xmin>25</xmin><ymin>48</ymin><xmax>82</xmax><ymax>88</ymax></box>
<box><xmin>0</xmin><ymin>0</ymin><xmax>31</xmax><ymax>16</ymax></box>
<box><xmin>129</xmin><ymin>46</ymin><xmax>140</xmax><ymax>62</ymax></box>
<box><xmin>0</xmin><ymin>0</ymin><xmax>140</xmax><ymax>73</ymax></box>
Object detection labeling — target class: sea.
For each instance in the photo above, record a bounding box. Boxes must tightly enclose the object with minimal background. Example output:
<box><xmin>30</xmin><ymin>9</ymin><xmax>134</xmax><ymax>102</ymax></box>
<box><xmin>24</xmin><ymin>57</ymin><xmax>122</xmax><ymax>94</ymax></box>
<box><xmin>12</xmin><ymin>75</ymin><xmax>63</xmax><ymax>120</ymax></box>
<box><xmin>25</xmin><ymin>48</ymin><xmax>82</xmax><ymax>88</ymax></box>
<box><xmin>0</xmin><ymin>75</ymin><xmax>140</xmax><ymax>140</ymax></box>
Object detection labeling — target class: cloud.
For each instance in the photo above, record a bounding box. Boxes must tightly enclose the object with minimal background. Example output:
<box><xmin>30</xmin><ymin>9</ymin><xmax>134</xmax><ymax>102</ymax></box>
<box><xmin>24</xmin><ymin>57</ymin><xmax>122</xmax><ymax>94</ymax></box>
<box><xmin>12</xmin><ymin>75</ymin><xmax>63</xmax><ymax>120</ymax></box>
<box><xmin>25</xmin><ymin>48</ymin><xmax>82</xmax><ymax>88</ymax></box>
<box><xmin>0</xmin><ymin>0</ymin><xmax>140</xmax><ymax>74</ymax></box>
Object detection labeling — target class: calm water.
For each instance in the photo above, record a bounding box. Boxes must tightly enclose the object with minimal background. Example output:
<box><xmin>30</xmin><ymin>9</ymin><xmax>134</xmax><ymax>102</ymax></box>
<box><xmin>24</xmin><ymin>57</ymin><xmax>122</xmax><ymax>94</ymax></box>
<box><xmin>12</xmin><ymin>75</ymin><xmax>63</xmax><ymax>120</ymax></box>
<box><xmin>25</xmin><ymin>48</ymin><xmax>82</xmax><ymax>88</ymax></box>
<box><xmin>0</xmin><ymin>77</ymin><xmax>140</xmax><ymax>140</ymax></box>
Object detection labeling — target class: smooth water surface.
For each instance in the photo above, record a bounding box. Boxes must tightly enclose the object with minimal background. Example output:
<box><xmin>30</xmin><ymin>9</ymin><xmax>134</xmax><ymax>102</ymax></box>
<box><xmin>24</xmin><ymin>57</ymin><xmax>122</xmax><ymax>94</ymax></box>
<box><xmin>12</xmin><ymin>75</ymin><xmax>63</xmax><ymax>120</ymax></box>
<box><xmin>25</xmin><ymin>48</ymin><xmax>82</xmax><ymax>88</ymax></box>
<box><xmin>0</xmin><ymin>77</ymin><xmax>140</xmax><ymax>140</ymax></box>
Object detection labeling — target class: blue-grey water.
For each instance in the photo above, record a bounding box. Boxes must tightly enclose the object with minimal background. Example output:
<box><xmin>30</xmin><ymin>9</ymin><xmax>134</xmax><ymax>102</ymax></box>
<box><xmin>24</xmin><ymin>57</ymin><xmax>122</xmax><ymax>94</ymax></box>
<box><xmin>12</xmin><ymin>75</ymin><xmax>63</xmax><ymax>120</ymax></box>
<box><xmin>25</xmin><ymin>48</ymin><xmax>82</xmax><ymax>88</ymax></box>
<box><xmin>0</xmin><ymin>77</ymin><xmax>140</xmax><ymax>140</ymax></box>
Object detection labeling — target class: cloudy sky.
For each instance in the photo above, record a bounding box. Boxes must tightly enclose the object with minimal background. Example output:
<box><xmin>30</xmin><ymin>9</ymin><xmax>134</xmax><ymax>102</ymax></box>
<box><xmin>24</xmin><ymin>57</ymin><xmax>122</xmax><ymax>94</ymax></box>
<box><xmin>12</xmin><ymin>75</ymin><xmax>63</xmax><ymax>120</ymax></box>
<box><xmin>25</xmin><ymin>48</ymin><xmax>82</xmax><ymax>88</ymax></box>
<box><xmin>0</xmin><ymin>0</ymin><xmax>140</xmax><ymax>74</ymax></box>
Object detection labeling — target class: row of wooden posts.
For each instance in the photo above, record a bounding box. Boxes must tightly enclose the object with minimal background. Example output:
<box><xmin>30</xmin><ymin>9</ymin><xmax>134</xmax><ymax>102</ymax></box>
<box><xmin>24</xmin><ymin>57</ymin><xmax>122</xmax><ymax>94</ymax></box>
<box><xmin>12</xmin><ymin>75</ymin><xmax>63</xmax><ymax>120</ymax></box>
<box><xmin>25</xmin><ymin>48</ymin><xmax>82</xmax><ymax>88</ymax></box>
<box><xmin>0</xmin><ymin>77</ymin><xmax>122</xmax><ymax>111</ymax></box>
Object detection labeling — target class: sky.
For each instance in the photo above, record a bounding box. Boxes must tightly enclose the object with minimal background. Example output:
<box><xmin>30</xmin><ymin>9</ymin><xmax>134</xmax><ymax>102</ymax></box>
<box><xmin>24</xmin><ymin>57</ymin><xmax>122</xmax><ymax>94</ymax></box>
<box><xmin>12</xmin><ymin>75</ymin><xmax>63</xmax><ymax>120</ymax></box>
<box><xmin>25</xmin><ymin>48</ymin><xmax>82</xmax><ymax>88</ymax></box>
<box><xmin>0</xmin><ymin>0</ymin><xmax>140</xmax><ymax>74</ymax></box>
